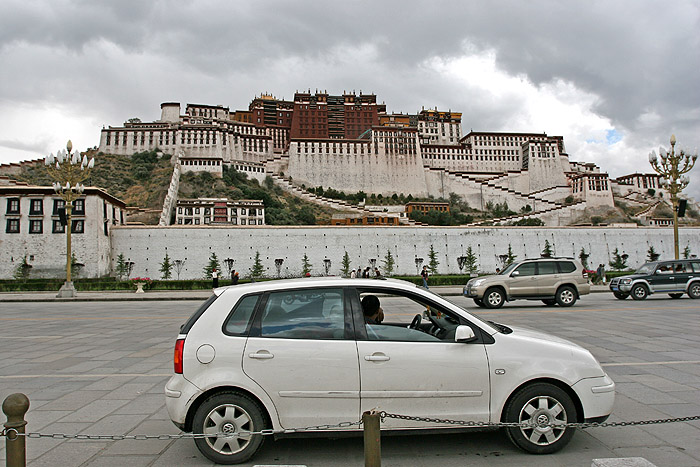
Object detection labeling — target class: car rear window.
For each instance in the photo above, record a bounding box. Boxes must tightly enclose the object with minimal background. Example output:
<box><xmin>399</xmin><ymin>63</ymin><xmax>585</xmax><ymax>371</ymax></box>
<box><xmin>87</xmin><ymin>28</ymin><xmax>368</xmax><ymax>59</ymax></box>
<box><xmin>223</xmin><ymin>294</ymin><xmax>260</xmax><ymax>336</ymax></box>
<box><xmin>558</xmin><ymin>261</ymin><xmax>576</xmax><ymax>273</ymax></box>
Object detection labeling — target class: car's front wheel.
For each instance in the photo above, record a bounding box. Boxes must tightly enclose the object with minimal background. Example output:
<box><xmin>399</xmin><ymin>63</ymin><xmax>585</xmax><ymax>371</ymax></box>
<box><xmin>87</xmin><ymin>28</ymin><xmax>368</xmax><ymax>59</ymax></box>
<box><xmin>555</xmin><ymin>286</ymin><xmax>577</xmax><ymax>307</ymax></box>
<box><xmin>688</xmin><ymin>282</ymin><xmax>700</xmax><ymax>299</ymax></box>
<box><xmin>484</xmin><ymin>288</ymin><xmax>505</xmax><ymax>309</ymax></box>
<box><xmin>631</xmin><ymin>284</ymin><xmax>649</xmax><ymax>300</ymax></box>
<box><xmin>613</xmin><ymin>291</ymin><xmax>628</xmax><ymax>300</ymax></box>
<box><xmin>473</xmin><ymin>298</ymin><xmax>486</xmax><ymax>308</ymax></box>
<box><xmin>192</xmin><ymin>392</ymin><xmax>267</xmax><ymax>465</ymax></box>
<box><xmin>504</xmin><ymin>383</ymin><xmax>577</xmax><ymax>454</ymax></box>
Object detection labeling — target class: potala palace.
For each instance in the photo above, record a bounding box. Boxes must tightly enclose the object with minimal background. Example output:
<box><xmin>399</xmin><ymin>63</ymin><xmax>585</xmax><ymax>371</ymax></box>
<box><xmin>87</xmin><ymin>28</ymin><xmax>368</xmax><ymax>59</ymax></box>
<box><xmin>97</xmin><ymin>92</ymin><xmax>668</xmax><ymax>227</ymax></box>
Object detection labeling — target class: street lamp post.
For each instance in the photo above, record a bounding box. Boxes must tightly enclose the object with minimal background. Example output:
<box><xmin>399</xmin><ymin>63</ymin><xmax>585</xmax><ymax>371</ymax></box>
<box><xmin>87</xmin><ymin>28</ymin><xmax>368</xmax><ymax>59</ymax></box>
<box><xmin>648</xmin><ymin>135</ymin><xmax>697</xmax><ymax>259</ymax></box>
<box><xmin>45</xmin><ymin>140</ymin><xmax>94</xmax><ymax>297</ymax></box>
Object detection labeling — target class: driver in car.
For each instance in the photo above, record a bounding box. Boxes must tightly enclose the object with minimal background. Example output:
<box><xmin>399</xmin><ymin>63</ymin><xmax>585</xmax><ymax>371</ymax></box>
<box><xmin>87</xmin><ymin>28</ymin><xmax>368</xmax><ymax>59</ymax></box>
<box><xmin>361</xmin><ymin>295</ymin><xmax>384</xmax><ymax>324</ymax></box>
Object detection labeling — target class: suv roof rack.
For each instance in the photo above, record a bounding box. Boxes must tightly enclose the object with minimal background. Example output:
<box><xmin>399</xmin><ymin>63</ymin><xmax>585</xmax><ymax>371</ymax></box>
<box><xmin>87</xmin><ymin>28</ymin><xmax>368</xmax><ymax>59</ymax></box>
<box><xmin>520</xmin><ymin>256</ymin><xmax>575</xmax><ymax>261</ymax></box>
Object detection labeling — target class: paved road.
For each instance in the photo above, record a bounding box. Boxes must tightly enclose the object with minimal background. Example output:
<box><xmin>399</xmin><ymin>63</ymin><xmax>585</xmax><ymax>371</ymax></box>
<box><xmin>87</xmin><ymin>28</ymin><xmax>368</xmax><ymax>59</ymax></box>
<box><xmin>1</xmin><ymin>293</ymin><xmax>699</xmax><ymax>466</ymax></box>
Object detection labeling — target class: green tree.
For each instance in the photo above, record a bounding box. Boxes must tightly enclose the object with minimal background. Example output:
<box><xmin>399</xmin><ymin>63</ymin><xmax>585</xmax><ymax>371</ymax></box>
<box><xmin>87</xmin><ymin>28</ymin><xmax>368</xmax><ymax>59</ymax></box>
<box><xmin>203</xmin><ymin>252</ymin><xmax>221</xmax><ymax>279</ymax></box>
<box><xmin>505</xmin><ymin>244</ymin><xmax>517</xmax><ymax>267</ymax></box>
<box><xmin>13</xmin><ymin>256</ymin><xmax>32</xmax><ymax>281</ymax></box>
<box><xmin>427</xmin><ymin>245</ymin><xmax>440</xmax><ymax>274</ymax></box>
<box><xmin>381</xmin><ymin>249</ymin><xmax>396</xmax><ymax>277</ymax></box>
<box><xmin>301</xmin><ymin>253</ymin><xmax>312</xmax><ymax>276</ymax></box>
<box><xmin>250</xmin><ymin>251</ymin><xmax>265</xmax><ymax>279</ymax></box>
<box><xmin>341</xmin><ymin>251</ymin><xmax>352</xmax><ymax>277</ymax></box>
<box><xmin>541</xmin><ymin>240</ymin><xmax>554</xmax><ymax>258</ymax></box>
<box><xmin>647</xmin><ymin>246</ymin><xmax>660</xmax><ymax>262</ymax></box>
<box><xmin>160</xmin><ymin>251</ymin><xmax>173</xmax><ymax>280</ymax></box>
<box><xmin>579</xmin><ymin>247</ymin><xmax>590</xmax><ymax>269</ymax></box>
<box><xmin>609</xmin><ymin>248</ymin><xmax>629</xmax><ymax>271</ymax></box>
<box><xmin>115</xmin><ymin>253</ymin><xmax>128</xmax><ymax>279</ymax></box>
<box><xmin>683</xmin><ymin>245</ymin><xmax>692</xmax><ymax>259</ymax></box>
<box><xmin>464</xmin><ymin>246</ymin><xmax>478</xmax><ymax>274</ymax></box>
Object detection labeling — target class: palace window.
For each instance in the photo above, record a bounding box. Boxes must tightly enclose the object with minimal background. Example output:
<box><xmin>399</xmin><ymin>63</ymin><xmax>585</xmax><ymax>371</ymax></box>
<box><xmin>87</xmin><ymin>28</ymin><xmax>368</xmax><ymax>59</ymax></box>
<box><xmin>30</xmin><ymin>199</ymin><xmax>43</xmax><ymax>215</ymax></box>
<box><xmin>29</xmin><ymin>219</ymin><xmax>43</xmax><ymax>234</ymax></box>
<box><xmin>6</xmin><ymin>218</ymin><xmax>19</xmax><ymax>233</ymax></box>
<box><xmin>53</xmin><ymin>220</ymin><xmax>65</xmax><ymax>233</ymax></box>
<box><xmin>73</xmin><ymin>199</ymin><xmax>85</xmax><ymax>215</ymax></box>
<box><xmin>72</xmin><ymin>220</ymin><xmax>84</xmax><ymax>233</ymax></box>
<box><xmin>6</xmin><ymin>198</ymin><xmax>20</xmax><ymax>214</ymax></box>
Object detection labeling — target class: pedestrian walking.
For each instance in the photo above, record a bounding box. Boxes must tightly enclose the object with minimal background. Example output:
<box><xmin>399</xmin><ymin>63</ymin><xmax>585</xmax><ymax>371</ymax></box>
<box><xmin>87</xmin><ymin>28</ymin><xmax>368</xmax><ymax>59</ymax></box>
<box><xmin>350</xmin><ymin>269</ymin><xmax>357</xmax><ymax>279</ymax></box>
<box><xmin>596</xmin><ymin>264</ymin><xmax>606</xmax><ymax>284</ymax></box>
<box><xmin>421</xmin><ymin>265</ymin><xmax>430</xmax><ymax>289</ymax></box>
<box><xmin>212</xmin><ymin>268</ymin><xmax>219</xmax><ymax>288</ymax></box>
<box><xmin>231</xmin><ymin>269</ymin><xmax>239</xmax><ymax>285</ymax></box>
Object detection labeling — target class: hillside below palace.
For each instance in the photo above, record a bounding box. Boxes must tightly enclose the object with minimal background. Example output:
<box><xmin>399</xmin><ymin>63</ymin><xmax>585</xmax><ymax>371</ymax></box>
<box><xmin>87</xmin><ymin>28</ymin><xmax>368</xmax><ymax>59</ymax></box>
<box><xmin>98</xmin><ymin>91</ymin><xmax>667</xmax><ymax>226</ymax></box>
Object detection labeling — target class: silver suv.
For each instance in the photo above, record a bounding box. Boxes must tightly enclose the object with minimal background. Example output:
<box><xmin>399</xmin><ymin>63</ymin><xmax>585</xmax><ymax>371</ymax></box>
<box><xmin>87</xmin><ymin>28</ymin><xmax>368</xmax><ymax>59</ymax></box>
<box><xmin>464</xmin><ymin>258</ymin><xmax>591</xmax><ymax>308</ymax></box>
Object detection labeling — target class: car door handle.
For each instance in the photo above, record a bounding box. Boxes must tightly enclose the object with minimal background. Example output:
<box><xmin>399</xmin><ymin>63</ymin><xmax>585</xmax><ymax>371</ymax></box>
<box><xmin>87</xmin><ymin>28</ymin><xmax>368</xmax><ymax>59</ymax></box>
<box><xmin>669</xmin><ymin>276</ymin><xmax>674</xmax><ymax>279</ymax></box>
<box><xmin>249</xmin><ymin>351</ymin><xmax>274</xmax><ymax>360</ymax></box>
<box><xmin>365</xmin><ymin>354</ymin><xmax>390</xmax><ymax>362</ymax></box>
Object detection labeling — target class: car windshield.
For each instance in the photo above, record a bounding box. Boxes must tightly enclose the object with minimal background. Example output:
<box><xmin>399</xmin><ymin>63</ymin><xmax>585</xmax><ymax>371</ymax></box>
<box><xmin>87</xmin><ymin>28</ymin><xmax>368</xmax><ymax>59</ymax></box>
<box><xmin>635</xmin><ymin>263</ymin><xmax>656</xmax><ymax>274</ymax></box>
<box><xmin>500</xmin><ymin>263</ymin><xmax>517</xmax><ymax>275</ymax></box>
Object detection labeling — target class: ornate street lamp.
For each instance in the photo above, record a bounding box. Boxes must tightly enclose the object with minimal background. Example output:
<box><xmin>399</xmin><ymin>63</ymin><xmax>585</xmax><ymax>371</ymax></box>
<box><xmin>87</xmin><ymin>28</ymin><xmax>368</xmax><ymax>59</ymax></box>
<box><xmin>45</xmin><ymin>140</ymin><xmax>94</xmax><ymax>297</ymax></box>
<box><xmin>648</xmin><ymin>135</ymin><xmax>698</xmax><ymax>259</ymax></box>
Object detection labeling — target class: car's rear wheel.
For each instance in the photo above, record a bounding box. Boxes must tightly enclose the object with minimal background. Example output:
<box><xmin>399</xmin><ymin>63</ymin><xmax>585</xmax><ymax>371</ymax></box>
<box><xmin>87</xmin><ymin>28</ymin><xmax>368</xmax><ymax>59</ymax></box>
<box><xmin>669</xmin><ymin>293</ymin><xmax>683</xmax><ymax>299</ymax></box>
<box><xmin>504</xmin><ymin>383</ymin><xmax>577</xmax><ymax>454</ymax></box>
<box><xmin>555</xmin><ymin>286</ymin><xmax>577</xmax><ymax>307</ymax></box>
<box><xmin>688</xmin><ymin>282</ymin><xmax>700</xmax><ymax>299</ymax></box>
<box><xmin>192</xmin><ymin>392</ymin><xmax>266</xmax><ymax>465</ymax></box>
<box><xmin>631</xmin><ymin>284</ymin><xmax>649</xmax><ymax>300</ymax></box>
<box><xmin>484</xmin><ymin>288</ymin><xmax>505</xmax><ymax>309</ymax></box>
<box><xmin>473</xmin><ymin>298</ymin><xmax>486</xmax><ymax>308</ymax></box>
<box><xmin>542</xmin><ymin>299</ymin><xmax>557</xmax><ymax>306</ymax></box>
<box><xmin>613</xmin><ymin>291</ymin><xmax>628</xmax><ymax>300</ymax></box>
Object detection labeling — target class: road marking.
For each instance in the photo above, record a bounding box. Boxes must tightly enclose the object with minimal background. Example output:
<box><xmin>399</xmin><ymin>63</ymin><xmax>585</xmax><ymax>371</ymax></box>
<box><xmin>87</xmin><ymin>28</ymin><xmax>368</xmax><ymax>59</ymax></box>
<box><xmin>0</xmin><ymin>373</ymin><xmax>171</xmax><ymax>379</ymax></box>
<box><xmin>602</xmin><ymin>360</ymin><xmax>700</xmax><ymax>367</ymax></box>
<box><xmin>0</xmin><ymin>316</ymin><xmax>185</xmax><ymax>321</ymax></box>
<box><xmin>0</xmin><ymin>336</ymin><xmax>63</xmax><ymax>339</ymax></box>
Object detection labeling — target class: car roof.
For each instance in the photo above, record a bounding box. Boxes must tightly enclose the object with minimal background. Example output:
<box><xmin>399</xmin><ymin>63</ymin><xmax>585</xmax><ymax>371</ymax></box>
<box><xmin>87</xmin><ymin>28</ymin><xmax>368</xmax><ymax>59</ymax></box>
<box><xmin>213</xmin><ymin>277</ymin><xmax>421</xmax><ymax>296</ymax></box>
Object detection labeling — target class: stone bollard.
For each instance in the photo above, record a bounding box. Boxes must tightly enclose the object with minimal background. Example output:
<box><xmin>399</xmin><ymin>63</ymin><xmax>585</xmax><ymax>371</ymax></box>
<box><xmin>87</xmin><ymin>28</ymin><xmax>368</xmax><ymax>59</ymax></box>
<box><xmin>3</xmin><ymin>393</ymin><xmax>30</xmax><ymax>467</ymax></box>
<box><xmin>363</xmin><ymin>410</ymin><xmax>381</xmax><ymax>467</ymax></box>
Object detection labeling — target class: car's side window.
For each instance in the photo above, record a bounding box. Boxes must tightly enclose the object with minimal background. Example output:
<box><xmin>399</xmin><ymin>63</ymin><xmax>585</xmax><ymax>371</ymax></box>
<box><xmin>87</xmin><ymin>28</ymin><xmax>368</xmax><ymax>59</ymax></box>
<box><xmin>223</xmin><ymin>294</ymin><xmax>259</xmax><ymax>335</ymax></box>
<box><xmin>691</xmin><ymin>262</ymin><xmax>700</xmax><ymax>273</ymax></box>
<box><xmin>259</xmin><ymin>288</ymin><xmax>345</xmax><ymax>340</ymax></box>
<box><xmin>537</xmin><ymin>261</ymin><xmax>557</xmax><ymax>275</ymax></box>
<box><xmin>515</xmin><ymin>263</ymin><xmax>537</xmax><ymax>276</ymax></box>
<box><xmin>673</xmin><ymin>263</ymin><xmax>688</xmax><ymax>273</ymax></box>
<box><xmin>558</xmin><ymin>261</ymin><xmax>576</xmax><ymax>273</ymax></box>
<box><xmin>359</xmin><ymin>291</ymin><xmax>463</xmax><ymax>343</ymax></box>
<box><xmin>658</xmin><ymin>263</ymin><xmax>673</xmax><ymax>274</ymax></box>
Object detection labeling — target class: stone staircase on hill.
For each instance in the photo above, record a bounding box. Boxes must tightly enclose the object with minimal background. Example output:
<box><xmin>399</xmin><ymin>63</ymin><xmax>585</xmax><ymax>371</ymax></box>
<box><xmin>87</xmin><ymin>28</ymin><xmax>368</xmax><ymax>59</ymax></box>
<box><xmin>264</xmin><ymin>172</ymin><xmax>420</xmax><ymax>225</ymax></box>
<box><xmin>425</xmin><ymin>166</ymin><xmax>563</xmax><ymax>211</ymax></box>
<box><xmin>466</xmin><ymin>199</ymin><xmax>588</xmax><ymax>226</ymax></box>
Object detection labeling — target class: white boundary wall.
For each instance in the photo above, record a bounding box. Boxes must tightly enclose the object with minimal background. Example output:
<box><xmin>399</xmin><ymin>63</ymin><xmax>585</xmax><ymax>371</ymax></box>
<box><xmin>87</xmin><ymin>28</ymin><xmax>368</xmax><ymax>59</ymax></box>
<box><xmin>111</xmin><ymin>226</ymin><xmax>700</xmax><ymax>280</ymax></box>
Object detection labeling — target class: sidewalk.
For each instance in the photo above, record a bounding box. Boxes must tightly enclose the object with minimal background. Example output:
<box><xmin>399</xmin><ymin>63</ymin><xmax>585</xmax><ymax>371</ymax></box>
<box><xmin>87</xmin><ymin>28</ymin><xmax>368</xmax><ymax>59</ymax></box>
<box><xmin>0</xmin><ymin>284</ymin><xmax>611</xmax><ymax>302</ymax></box>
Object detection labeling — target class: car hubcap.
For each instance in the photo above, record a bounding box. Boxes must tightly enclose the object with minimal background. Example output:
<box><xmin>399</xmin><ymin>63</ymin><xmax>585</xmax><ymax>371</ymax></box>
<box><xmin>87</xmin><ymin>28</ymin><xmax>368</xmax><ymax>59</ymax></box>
<box><xmin>559</xmin><ymin>290</ymin><xmax>574</xmax><ymax>304</ymax></box>
<box><xmin>488</xmin><ymin>292</ymin><xmax>501</xmax><ymax>306</ymax></box>
<box><xmin>519</xmin><ymin>396</ymin><xmax>567</xmax><ymax>446</ymax></box>
<box><xmin>203</xmin><ymin>404</ymin><xmax>253</xmax><ymax>455</ymax></box>
<box><xmin>692</xmin><ymin>285</ymin><xmax>700</xmax><ymax>296</ymax></box>
<box><xmin>634</xmin><ymin>288</ymin><xmax>645</xmax><ymax>298</ymax></box>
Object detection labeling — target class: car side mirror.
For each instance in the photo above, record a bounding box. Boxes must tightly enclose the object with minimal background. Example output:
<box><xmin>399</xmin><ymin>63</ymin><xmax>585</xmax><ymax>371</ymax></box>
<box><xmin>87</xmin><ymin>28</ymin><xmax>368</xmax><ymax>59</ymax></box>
<box><xmin>455</xmin><ymin>325</ymin><xmax>477</xmax><ymax>343</ymax></box>
<box><xmin>511</xmin><ymin>271</ymin><xmax>520</xmax><ymax>277</ymax></box>
<box><xmin>655</xmin><ymin>270</ymin><xmax>661</xmax><ymax>275</ymax></box>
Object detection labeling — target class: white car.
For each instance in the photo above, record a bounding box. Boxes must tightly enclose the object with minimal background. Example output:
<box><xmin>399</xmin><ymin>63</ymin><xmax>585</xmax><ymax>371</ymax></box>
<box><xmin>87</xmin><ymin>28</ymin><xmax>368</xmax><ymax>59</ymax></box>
<box><xmin>165</xmin><ymin>277</ymin><xmax>614</xmax><ymax>464</ymax></box>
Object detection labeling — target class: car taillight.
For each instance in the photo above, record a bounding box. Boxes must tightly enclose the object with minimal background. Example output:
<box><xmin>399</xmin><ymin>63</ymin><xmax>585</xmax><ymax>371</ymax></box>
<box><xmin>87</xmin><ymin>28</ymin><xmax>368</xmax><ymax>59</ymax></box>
<box><xmin>582</xmin><ymin>270</ymin><xmax>588</xmax><ymax>279</ymax></box>
<box><xmin>174</xmin><ymin>339</ymin><xmax>185</xmax><ymax>374</ymax></box>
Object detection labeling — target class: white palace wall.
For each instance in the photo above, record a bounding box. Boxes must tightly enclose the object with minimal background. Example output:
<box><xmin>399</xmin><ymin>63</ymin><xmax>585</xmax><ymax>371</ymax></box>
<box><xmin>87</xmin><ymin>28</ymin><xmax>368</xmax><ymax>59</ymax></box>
<box><xmin>111</xmin><ymin>226</ymin><xmax>700</xmax><ymax>280</ymax></box>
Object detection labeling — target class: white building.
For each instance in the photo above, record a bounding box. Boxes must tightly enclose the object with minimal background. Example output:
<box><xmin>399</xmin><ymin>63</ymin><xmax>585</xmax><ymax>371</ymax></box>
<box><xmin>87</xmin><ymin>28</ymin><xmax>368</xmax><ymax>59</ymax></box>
<box><xmin>0</xmin><ymin>184</ymin><xmax>126</xmax><ymax>278</ymax></box>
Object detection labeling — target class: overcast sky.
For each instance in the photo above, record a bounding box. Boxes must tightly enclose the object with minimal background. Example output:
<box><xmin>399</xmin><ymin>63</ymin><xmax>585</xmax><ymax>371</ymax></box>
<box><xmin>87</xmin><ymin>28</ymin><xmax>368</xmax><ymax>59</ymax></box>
<box><xmin>1</xmin><ymin>0</ymin><xmax>699</xmax><ymax>197</ymax></box>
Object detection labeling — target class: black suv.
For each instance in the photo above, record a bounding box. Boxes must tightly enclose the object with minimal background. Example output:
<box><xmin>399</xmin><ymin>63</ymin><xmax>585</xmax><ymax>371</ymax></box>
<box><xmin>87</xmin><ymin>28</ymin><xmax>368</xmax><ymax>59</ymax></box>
<box><xmin>609</xmin><ymin>259</ymin><xmax>700</xmax><ymax>300</ymax></box>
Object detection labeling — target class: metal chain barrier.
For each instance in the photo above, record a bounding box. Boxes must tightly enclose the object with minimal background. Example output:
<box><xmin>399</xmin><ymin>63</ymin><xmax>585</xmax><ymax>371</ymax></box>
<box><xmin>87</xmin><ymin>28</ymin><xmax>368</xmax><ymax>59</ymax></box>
<box><xmin>2</xmin><ymin>413</ymin><xmax>700</xmax><ymax>441</ymax></box>
<box><xmin>379</xmin><ymin>412</ymin><xmax>700</xmax><ymax>429</ymax></box>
